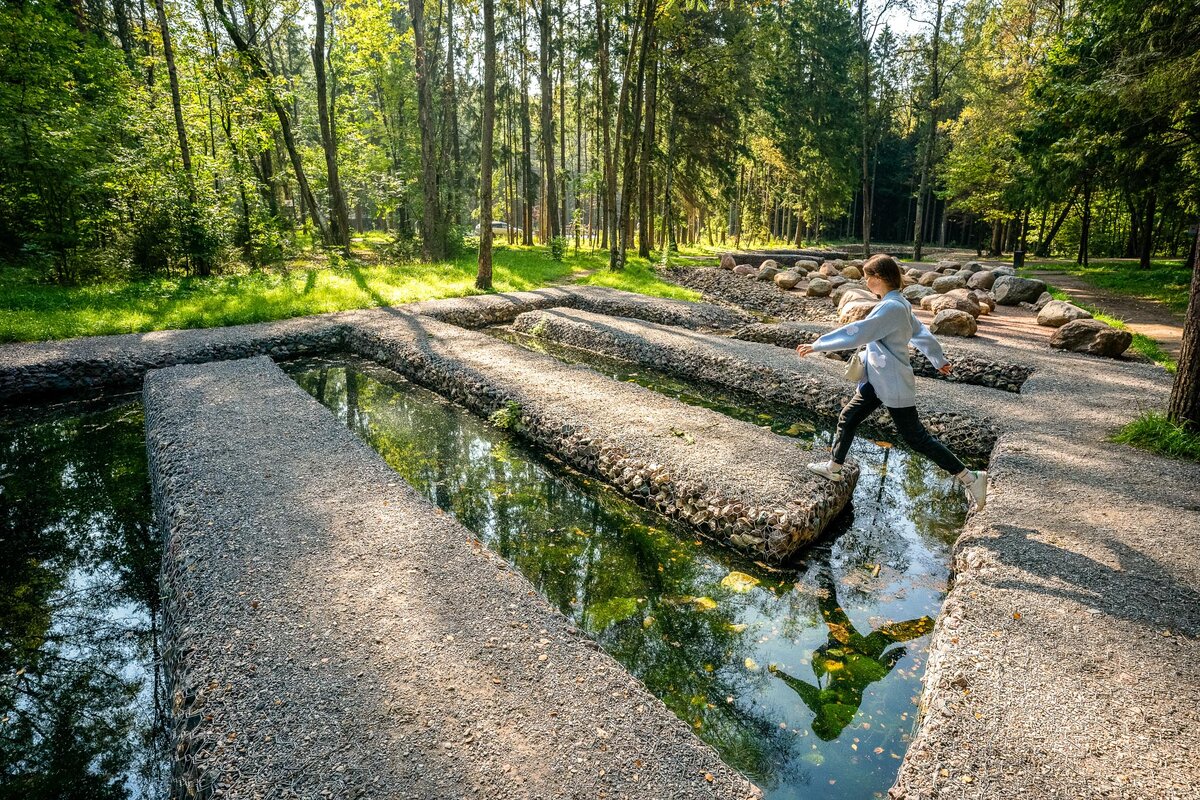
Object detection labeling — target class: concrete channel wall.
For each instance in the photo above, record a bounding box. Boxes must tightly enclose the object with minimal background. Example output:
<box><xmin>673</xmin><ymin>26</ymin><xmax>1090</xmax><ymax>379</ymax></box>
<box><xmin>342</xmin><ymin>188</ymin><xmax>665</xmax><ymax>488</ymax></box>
<box><xmin>145</xmin><ymin>356</ymin><xmax>760</xmax><ymax>800</ymax></box>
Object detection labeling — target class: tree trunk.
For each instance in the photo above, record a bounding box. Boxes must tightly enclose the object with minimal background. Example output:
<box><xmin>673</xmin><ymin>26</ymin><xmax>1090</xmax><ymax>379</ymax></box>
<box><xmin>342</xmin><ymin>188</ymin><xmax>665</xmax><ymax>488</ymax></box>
<box><xmin>444</xmin><ymin>0</ymin><xmax>461</xmax><ymax>226</ymax></box>
<box><xmin>1036</xmin><ymin>188</ymin><xmax>1078</xmax><ymax>257</ymax></box>
<box><xmin>1078</xmin><ymin>177</ymin><xmax>1092</xmax><ymax>267</ymax></box>
<box><xmin>607</xmin><ymin>1</ymin><xmax>642</xmax><ymax>270</ymax></box>
<box><xmin>538</xmin><ymin>0</ymin><xmax>559</xmax><ymax>239</ymax></box>
<box><xmin>617</xmin><ymin>0</ymin><xmax>653</xmax><ymax>267</ymax></box>
<box><xmin>214</xmin><ymin>0</ymin><xmax>331</xmax><ymax>245</ymax></box>
<box><xmin>153</xmin><ymin>0</ymin><xmax>192</xmax><ymax>179</ymax></box>
<box><xmin>1167</xmin><ymin>222</ymin><xmax>1200</xmax><ymax>431</ymax></box>
<box><xmin>637</xmin><ymin>39</ymin><xmax>658</xmax><ymax>259</ymax></box>
<box><xmin>1140</xmin><ymin>188</ymin><xmax>1156</xmax><ymax>269</ymax></box>
<box><xmin>912</xmin><ymin>0</ymin><xmax>944</xmax><ymax>263</ymax></box>
<box><xmin>477</xmin><ymin>0</ymin><xmax>495</xmax><ymax>290</ymax></box>
<box><xmin>596</xmin><ymin>0</ymin><xmax>612</xmax><ymax>253</ymax></box>
<box><xmin>410</xmin><ymin>0</ymin><xmax>444</xmax><ymax>260</ymax></box>
<box><xmin>519</xmin><ymin>5</ymin><xmax>535</xmax><ymax>245</ymax></box>
<box><xmin>313</xmin><ymin>0</ymin><xmax>351</xmax><ymax>253</ymax></box>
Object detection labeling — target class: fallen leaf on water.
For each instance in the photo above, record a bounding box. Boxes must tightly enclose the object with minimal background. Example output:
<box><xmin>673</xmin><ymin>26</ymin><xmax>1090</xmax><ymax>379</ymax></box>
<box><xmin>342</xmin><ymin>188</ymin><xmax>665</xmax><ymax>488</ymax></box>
<box><xmin>642</xmin><ymin>616</ymin><xmax>655</xmax><ymax>629</ymax></box>
<box><xmin>744</xmin><ymin>657</ymin><xmax>759</xmax><ymax>671</ymax></box>
<box><xmin>720</xmin><ymin>571</ymin><xmax>760</xmax><ymax>593</ymax></box>
<box><xmin>874</xmin><ymin>440</ymin><xmax>893</xmax><ymax>448</ymax></box>
<box><xmin>690</xmin><ymin>596</ymin><xmax>717</xmax><ymax>612</ymax></box>
<box><xmin>727</xmin><ymin>622</ymin><xmax>748</xmax><ymax>633</ymax></box>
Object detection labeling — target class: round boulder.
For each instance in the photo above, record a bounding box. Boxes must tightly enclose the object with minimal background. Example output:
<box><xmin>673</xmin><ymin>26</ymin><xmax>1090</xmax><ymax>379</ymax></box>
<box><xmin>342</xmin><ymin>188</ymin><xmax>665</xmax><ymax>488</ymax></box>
<box><xmin>795</xmin><ymin>259</ymin><xmax>820</xmax><ymax>272</ymax></box>
<box><xmin>903</xmin><ymin>284</ymin><xmax>936</xmax><ymax>303</ymax></box>
<box><xmin>993</xmin><ymin>275</ymin><xmax>1048</xmax><ymax>305</ymax></box>
<box><xmin>967</xmin><ymin>270</ymin><xmax>996</xmax><ymax>290</ymax></box>
<box><xmin>841</xmin><ymin>265</ymin><xmax>863</xmax><ymax>280</ymax></box>
<box><xmin>991</xmin><ymin>265</ymin><xmax>1017</xmax><ymax>276</ymax></box>
<box><xmin>733</xmin><ymin>264</ymin><xmax>756</xmax><ymax>276</ymax></box>
<box><xmin>924</xmin><ymin>294</ymin><xmax>981</xmax><ymax>318</ymax></box>
<box><xmin>820</xmin><ymin>263</ymin><xmax>841</xmax><ymax>277</ymax></box>
<box><xmin>930</xmin><ymin>309</ymin><xmax>978</xmax><ymax>337</ymax></box>
<box><xmin>828</xmin><ymin>275</ymin><xmax>849</xmax><ymax>289</ymax></box>
<box><xmin>806</xmin><ymin>277</ymin><xmax>833</xmax><ymax>297</ymax></box>
<box><xmin>1037</xmin><ymin>300</ymin><xmax>1093</xmax><ymax>328</ymax></box>
<box><xmin>720</xmin><ymin>254</ymin><xmax>737</xmax><ymax>270</ymax></box>
<box><xmin>1049</xmin><ymin>319</ymin><xmax>1132</xmax><ymax>357</ymax></box>
<box><xmin>971</xmin><ymin>290</ymin><xmax>997</xmax><ymax>313</ymax></box>
<box><xmin>757</xmin><ymin>265</ymin><xmax>781</xmax><ymax>281</ymax></box>
<box><xmin>961</xmin><ymin>261</ymin><xmax>985</xmax><ymax>273</ymax></box>
<box><xmin>933</xmin><ymin>274</ymin><xmax>968</xmax><ymax>293</ymax></box>
<box><xmin>918</xmin><ymin>271</ymin><xmax>940</xmax><ymax>287</ymax></box>
<box><xmin>774</xmin><ymin>271</ymin><xmax>802</xmax><ymax>290</ymax></box>
<box><xmin>839</xmin><ymin>299</ymin><xmax>878</xmax><ymax>324</ymax></box>
<box><xmin>835</xmin><ymin>285</ymin><xmax>876</xmax><ymax>309</ymax></box>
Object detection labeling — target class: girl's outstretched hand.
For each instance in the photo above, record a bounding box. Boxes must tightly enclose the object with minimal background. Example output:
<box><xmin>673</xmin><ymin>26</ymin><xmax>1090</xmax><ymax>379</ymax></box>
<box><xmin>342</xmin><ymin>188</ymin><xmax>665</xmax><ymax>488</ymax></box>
<box><xmin>796</xmin><ymin>344</ymin><xmax>814</xmax><ymax>357</ymax></box>
<box><xmin>938</xmin><ymin>363</ymin><xmax>953</xmax><ymax>375</ymax></box>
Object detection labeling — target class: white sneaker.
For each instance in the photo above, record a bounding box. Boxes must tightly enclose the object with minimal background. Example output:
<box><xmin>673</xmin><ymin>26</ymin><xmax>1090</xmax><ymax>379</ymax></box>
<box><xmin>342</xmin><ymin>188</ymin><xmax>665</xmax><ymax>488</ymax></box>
<box><xmin>964</xmin><ymin>470</ymin><xmax>988</xmax><ymax>511</ymax></box>
<box><xmin>807</xmin><ymin>461</ymin><xmax>844</xmax><ymax>482</ymax></box>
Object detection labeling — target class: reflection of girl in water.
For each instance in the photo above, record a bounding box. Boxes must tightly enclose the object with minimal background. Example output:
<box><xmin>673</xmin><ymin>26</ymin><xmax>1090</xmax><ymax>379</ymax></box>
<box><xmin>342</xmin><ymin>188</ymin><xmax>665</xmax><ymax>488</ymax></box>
<box><xmin>772</xmin><ymin>571</ymin><xmax>933</xmax><ymax>740</ymax></box>
<box><xmin>795</xmin><ymin>254</ymin><xmax>987</xmax><ymax>511</ymax></box>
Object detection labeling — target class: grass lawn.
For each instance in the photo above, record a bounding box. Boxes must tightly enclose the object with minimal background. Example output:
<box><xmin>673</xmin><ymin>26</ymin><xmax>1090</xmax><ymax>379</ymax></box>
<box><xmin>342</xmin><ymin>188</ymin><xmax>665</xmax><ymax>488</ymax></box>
<box><xmin>1023</xmin><ymin>258</ymin><xmax>1192</xmax><ymax>314</ymax></box>
<box><xmin>1112</xmin><ymin>412</ymin><xmax>1200</xmax><ymax>463</ymax></box>
<box><xmin>0</xmin><ymin>242</ymin><xmax>698</xmax><ymax>343</ymax></box>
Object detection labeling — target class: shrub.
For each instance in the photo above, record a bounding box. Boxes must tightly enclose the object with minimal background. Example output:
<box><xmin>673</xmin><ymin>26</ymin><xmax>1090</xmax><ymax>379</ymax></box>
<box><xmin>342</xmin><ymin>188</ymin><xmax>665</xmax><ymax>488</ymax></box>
<box><xmin>550</xmin><ymin>235</ymin><xmax>567</xmax><ymax>262</ymax></box>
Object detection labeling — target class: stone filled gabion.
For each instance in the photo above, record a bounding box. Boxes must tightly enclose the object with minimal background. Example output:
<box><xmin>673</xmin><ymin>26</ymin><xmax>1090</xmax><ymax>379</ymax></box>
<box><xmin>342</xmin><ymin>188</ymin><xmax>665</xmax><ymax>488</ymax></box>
<box><xmin>731</xmin><ymin>323</ymin><xmax>1035</xmax><ymax>392</ymax></box>
<box><xmin>513</xmin><ymin>310</ymin><xmax>999</xmax><ymax>460</ymax></box>
<box><xmin>344</xmin><ymin>322</ymin><xmax>855</xmax><ymax>564</ymax></box>
<box><xmin>659</xmin><ymin>267</ymin><xmax>837</xmax><ymax>322</ymax></box>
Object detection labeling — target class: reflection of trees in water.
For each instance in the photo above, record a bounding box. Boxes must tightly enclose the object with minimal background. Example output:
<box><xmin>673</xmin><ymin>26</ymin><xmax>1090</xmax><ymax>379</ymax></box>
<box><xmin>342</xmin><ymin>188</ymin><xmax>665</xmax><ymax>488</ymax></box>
<box><xmin>0</xmin><ymin>400</ymin><xmax>167</xmax><ymax>800</ymax></box>
<box><xmin>773</xmin><ymin>570</ymin><xmax>933</xmax><ymax>741</ymax></box>
<box><xmin>299</xmin><ymin>363</ymin><xmax>800</xmax><ymax>785</ymax></box>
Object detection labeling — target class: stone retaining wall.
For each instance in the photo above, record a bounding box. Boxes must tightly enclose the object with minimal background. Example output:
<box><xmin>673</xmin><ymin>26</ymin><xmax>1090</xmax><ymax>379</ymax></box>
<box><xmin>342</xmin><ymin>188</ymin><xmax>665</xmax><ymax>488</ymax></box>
<box><xmin>345</xmin><ymin>313</ymin><xmax>857</xmax><ymax>563</ymax></box>
<box><xmin>511</xmin><ymin>308</ymin><xmax>998</xmax><ymax>460</ymax></box>
<box><xmin>731</xmin><ymin>322</ymin><xmax>1035</xmax><ymax>392</ymax></box>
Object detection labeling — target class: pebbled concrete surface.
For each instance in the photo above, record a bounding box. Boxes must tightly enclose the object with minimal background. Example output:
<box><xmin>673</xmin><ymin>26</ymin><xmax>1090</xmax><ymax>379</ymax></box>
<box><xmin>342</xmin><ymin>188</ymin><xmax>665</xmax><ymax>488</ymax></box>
<box><xmin>146</xmin><ymin>355</ymin><xmax>760</xmax><ymax>800</ymax></box>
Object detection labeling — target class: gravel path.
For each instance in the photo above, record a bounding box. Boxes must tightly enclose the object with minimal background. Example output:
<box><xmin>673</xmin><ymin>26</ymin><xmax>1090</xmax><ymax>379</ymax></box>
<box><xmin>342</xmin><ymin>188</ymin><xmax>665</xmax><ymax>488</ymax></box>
<box><xmin>146</xmin><ymin>356</ymin><xmax>761</xmax><ymax>800</ymax></box>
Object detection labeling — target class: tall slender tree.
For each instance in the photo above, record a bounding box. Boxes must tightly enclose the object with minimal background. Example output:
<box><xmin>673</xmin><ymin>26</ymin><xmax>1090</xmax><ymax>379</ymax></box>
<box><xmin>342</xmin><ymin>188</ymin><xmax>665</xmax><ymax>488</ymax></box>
<box><xmin>313</xmin><ymin>0</ymin><xmax>352</xmax><ymax>253</ymax></box>
<box><xmin>478</xmin><ymin>0</ymin><xmax>497</xmax><ymax>289</ymax></box>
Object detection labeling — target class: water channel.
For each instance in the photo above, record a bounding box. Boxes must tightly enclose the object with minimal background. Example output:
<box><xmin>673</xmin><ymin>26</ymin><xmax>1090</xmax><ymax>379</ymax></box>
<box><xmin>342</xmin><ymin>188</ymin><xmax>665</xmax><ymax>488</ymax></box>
<box><xmin>288</xmin><ymin>350</ymin><xmax>967</xmax><ymax>800</ymax></box>
<box><xmin>0</xmin><ymin>396</ymin><xmax>168</xmax><ymax>800</ymax></box>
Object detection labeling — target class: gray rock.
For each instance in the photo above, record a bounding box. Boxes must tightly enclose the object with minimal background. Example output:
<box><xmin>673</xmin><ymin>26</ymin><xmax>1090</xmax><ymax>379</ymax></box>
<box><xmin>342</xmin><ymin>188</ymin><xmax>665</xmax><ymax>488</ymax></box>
<box><xmin>1038</xmin><ymin>300</ymin><xmax>1093</xmax><ymax>328</ymax></box>
<box><xmin>924</xmin><ymin>294</ymin><xmax>981</xmax><ymax>318</ymax></box>
<box><xmin>832</xmin><ymin>282</ymin><xmax>871</xmax><ymax>305</ymax></box>
<box><xmin>795</xmin><ymin>259</ymin><xmax>820</xmax><ymax>272</ymax></box>
<box><xmin>819</xmin><ymin>263</ymin><xmax>840</xmax><ymax>277</ymax></box>
<box><xmin>993</xmin><ymin>275</ymin><xmax>1048</xmax><ymax>305</ymax></box>
<box><xmin>918</xmin><ymin>271</ymin><xmax>940</xmax><ymax>287</ymax></box>
<box><xmin>991</xmin><ymin>265</ymin><xmax>1016</xmax><ymax>276</ymax></box>
<box><xmin>967</xmin><ymin>270</ymin><xmax>996</xmax><ymax>290</ymax></box>
<box><xmin>838</xmin><ymin>299</ymin><xmax>877</xmax><ymax>324</ymax></box>
<box><xmin>971</xmin><ymin>290</ymin><xmax>997</xmax><ymax>312</ymax></box>
<box><xmin>933</xmin><ymin>274</ymin><xmax>968</xmax><ymax>293</ymax></box>
<box><xmin>828</xmin><ymin>275</ymin><xmax>849</xmax><ymax>289</ymax></box>
<box><xmin>733</xmin><ymin>264</ymin><xmax>756</xmax><ymax>276</ymax></box>
<box><xmin>806</xmin><ymin>277</ymin><xmax>833</xmax><ymax>297</ymax></box>
<box><xmin>719</xmin><ymin>254</ymin><xmax>736</xmax><ymax>270</ymax></box>
<box><xmin>929</xmin><ymin>309</ymin><xmax>978</xmax><ymax>337</ymax></box>
<box><xmin>756</xmin><ymin>266</ymin><xmax>781</xmax><ymax>281</ymax></box>
<box><xmin>961</xmin><ymin>261</ymin><xmax>985</xmax><ymax>273</ymax></box>
<box><xmin>903</xmin><ymin>285</ymin><xmax>936</xmax><ymax>303</ymax></box>
<box><xmin>1049</xmin><ymin>319</ymin><xmax>1132</xmax><ymax>357</ymax></box>
<box><xmin>773</xmin><ymin>271</ymin><xmax>802</xmax><ymax>290</ymax></box>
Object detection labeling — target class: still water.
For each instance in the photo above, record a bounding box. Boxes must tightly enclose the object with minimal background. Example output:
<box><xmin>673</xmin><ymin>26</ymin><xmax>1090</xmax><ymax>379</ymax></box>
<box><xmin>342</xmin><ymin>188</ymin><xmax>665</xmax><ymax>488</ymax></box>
<box><xmin>0</xmin><ymin>397</ymin><xmax>168</xmax><ymax>800</ymax></box>
<box><xmin>289</xmin><ymin>356</ymin><xmax>966</xmax><ymax>800</ymax></box>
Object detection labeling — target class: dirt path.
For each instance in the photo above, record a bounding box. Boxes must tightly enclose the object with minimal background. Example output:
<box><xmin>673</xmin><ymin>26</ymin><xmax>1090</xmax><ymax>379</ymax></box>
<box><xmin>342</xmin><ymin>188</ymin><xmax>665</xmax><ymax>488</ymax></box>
<box><xmin>1019</xmin><ymin>268</ymin><xmax>1185</xmax><ymax>358</ymax></box>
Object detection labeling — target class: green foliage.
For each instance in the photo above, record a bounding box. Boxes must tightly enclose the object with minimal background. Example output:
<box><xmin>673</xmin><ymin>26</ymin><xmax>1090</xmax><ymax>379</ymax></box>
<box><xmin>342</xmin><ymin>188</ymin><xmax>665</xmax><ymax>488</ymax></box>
<box><xmin>1112</xmin><ymin>412</ymin><xmax>1200</xmax><ymax>462</ymax></box>
<box><xmin>488</xmin><ymin>400</ymin><xmax>524</xmax><ymax>431</ymax></box>
<box><xmin>1026</xmin><ymin>260</ymin><xmax>1192</xmax><ymax>314</ymax></box>
<box><xmin>549</xmin><ymin>235</ymin><xmax>567</xmax><ymax>262</ymax></box>
<box><xmin>577</xmin><ymin>259</ymin><xmax>701</xmax><ymax>301</ymax></box>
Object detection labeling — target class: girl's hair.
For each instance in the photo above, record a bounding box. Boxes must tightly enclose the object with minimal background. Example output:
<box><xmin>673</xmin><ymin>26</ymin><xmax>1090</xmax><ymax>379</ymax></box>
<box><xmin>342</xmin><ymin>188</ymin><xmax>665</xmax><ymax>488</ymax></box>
<box><xmin>863</xmin><ymin>254</ymin><xmax>903</xmax><ymax>289</ymax></box>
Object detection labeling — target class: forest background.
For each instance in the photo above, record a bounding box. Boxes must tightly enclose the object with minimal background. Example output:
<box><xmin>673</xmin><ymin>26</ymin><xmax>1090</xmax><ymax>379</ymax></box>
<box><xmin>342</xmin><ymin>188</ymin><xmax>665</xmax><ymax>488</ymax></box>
<box><xmin>2</xmin><ymin>0</ymin><xmax>1197</xmax><ymax>283</ymax></box>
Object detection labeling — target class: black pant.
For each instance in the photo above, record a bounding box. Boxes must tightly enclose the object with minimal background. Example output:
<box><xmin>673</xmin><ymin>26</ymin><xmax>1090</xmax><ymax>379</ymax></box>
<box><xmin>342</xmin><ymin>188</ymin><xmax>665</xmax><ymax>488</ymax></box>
<box><xmin>831</xmin><ymin>382</ymin><xmax>965</xmax><ymax>474</ymax></box>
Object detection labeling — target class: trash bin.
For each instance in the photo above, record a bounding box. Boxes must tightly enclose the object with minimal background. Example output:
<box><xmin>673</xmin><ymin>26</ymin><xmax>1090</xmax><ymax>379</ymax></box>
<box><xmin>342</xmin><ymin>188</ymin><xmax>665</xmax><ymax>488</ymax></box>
<box><xmin>1013</xmin><ymin>250</ymin><xmax>1026</xmax><ymax>269</ymax></box>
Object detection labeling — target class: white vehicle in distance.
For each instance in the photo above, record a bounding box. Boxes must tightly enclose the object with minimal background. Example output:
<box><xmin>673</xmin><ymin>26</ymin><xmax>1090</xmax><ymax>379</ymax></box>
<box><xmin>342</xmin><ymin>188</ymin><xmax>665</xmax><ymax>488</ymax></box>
<box><xmin>474</xmin><ymin>220</ymin><xmax>522</xmax><ymax>237</ymax></box>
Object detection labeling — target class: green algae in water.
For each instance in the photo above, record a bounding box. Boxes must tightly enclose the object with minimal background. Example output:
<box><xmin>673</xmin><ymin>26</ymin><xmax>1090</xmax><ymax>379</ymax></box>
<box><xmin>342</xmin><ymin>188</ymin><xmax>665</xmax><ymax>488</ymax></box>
<box><xmin>0</xmin><ymin>397</ymin><xmax>168</xmax><ymax>800</ymax></box>
<box><xmin>290</xmin><ymin>358</ymin><xmax>966</xmax><ymax>800</ymax></box>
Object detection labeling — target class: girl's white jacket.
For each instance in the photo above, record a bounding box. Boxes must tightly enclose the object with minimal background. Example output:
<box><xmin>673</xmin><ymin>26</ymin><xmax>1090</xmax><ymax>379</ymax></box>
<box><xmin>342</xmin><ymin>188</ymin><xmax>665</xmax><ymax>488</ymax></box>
<box><xmin>810</xmin><ymin>289</ymin><xmax>949</xmax><ymax>408</ymax></box>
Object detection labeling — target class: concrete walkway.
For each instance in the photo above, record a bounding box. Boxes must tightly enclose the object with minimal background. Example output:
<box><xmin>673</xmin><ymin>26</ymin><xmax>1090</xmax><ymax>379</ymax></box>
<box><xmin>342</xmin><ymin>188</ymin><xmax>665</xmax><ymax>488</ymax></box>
<box><xmin>146</xmin><ymin>356</ymin><xmax>759</xmax><ymax>800</ymax></box>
